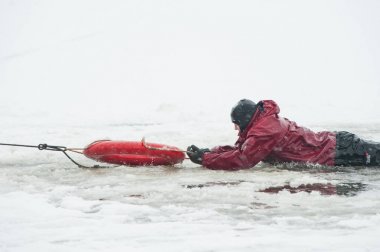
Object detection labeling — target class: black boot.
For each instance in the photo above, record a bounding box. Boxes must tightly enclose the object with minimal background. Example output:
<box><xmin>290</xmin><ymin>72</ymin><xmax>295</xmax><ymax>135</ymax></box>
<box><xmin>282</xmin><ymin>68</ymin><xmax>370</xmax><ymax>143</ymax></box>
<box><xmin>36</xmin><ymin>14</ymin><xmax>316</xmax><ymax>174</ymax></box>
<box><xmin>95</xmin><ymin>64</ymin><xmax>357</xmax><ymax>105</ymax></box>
<box><xmin>335</xmin><ymin>131</ymin><xmax>380</xmax><ymax>166</ymax></box>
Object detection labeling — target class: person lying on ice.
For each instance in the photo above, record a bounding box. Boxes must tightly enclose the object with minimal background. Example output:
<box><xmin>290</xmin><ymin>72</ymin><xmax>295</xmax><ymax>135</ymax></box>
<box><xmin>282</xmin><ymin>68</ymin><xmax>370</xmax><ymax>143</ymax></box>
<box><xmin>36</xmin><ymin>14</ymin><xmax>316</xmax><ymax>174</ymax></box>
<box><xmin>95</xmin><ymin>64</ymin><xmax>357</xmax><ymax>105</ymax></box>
<box><xmin>186</xmin><ymin>99</ymin><xmax>380</xmax><ymax>170</ymax></box>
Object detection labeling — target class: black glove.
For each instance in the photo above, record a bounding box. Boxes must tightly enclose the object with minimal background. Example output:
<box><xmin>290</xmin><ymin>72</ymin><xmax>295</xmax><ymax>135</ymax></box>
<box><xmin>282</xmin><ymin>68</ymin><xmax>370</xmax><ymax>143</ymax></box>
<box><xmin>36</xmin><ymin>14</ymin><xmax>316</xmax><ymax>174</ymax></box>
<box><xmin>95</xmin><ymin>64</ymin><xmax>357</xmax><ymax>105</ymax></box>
<box><xmin>186</xmin><ymin>145</ymin><xmax>210</xmax><ymax>165</ymax></box>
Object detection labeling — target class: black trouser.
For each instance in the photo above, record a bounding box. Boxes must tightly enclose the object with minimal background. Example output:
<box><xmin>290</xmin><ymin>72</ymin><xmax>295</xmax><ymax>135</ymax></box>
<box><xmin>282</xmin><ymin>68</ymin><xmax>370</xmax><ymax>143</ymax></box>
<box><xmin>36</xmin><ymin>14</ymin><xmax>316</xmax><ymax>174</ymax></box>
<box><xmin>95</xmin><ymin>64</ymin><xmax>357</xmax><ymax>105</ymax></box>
<box><xmin>335</xmin><ymin>131</ymin><xmax>380</xmax><ymax>166</ymax></box>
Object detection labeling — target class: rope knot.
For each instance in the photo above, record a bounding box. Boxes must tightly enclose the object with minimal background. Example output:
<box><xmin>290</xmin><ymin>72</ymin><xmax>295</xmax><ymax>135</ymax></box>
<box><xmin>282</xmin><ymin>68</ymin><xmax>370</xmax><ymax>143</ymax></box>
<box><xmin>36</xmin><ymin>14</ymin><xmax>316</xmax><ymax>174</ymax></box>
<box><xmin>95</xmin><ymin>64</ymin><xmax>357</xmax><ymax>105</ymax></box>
<box><xmin>38</xmin><ymin>144</ymin><xmax>48</xmax><ymax>150</ymax></box>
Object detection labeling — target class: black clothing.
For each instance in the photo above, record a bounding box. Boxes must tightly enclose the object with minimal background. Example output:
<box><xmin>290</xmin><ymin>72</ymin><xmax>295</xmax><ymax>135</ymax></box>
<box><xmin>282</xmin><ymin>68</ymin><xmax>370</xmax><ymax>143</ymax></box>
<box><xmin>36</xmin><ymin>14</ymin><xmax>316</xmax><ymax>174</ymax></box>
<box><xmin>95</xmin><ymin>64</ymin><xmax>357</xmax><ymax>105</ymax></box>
<box><xmin>230</xmin><ymin>99</ymin><xmax>259</xmax><ymax>131</ymax></box>
<box><xmin>335</xmin><ymin>131</ymin><xmax>380</xmax><ymax>166</ymax></box>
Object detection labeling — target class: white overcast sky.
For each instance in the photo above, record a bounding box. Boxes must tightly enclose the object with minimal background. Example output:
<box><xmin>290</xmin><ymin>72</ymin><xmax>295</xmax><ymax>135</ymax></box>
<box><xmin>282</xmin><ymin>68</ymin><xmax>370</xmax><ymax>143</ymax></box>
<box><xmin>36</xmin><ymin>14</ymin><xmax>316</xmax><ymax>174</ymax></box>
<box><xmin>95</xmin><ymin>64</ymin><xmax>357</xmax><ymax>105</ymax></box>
<box><xmin>0</xmin><ymin>0</ymin><xmax>379</xmax><ymax>123</ymax></box>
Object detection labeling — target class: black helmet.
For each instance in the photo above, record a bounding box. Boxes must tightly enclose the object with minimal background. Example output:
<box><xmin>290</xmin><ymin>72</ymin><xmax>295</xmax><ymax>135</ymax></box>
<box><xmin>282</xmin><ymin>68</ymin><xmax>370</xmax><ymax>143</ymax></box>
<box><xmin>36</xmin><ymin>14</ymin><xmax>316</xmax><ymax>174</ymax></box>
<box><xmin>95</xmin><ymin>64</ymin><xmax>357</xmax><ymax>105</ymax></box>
<box><xmin>231</xmin><ymin>99</ymin><xmax>258</xmax><ymax>131</ymax></box>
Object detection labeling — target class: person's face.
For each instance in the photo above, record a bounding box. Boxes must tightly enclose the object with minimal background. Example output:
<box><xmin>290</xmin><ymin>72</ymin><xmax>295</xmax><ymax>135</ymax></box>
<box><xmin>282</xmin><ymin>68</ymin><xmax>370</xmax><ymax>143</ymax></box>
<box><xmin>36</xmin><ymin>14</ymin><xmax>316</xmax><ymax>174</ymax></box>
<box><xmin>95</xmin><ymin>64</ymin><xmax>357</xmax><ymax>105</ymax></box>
<box><xmin>234</xmin><ymin>123</ymin><xmax>240</xmax><ymax>132</ymax></box>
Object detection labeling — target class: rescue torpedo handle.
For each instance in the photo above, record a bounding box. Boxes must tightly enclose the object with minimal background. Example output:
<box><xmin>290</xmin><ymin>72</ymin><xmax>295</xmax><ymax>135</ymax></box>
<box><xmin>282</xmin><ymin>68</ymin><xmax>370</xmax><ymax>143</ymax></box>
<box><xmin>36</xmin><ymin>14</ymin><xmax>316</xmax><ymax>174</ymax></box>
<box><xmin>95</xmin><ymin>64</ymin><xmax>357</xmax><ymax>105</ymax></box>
<box><xmin>141</xmin><ymin>137</ymin><xmax>189</xmax><ymax>153</ymax></box>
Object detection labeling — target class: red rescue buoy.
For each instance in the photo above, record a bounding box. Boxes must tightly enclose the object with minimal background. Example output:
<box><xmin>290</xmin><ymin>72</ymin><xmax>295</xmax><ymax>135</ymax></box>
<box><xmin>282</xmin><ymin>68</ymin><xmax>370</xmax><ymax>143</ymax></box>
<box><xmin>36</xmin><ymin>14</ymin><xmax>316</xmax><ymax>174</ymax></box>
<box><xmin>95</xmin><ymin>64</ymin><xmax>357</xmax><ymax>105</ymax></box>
<box><xmin>83</xmin><ymin>140</ymin><xmax>185</xmax><ymax>166</ymax></box>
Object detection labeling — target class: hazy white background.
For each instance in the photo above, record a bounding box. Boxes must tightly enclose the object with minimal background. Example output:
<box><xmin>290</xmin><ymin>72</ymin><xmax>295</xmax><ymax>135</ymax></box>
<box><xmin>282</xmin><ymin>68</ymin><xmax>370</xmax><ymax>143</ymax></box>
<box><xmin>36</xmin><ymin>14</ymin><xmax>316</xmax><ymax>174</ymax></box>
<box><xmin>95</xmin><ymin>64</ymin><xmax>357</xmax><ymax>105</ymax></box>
<box><xmin>1</xmin><ymin>1</ymin><xmax>380</xmax><ymax>252</ymax></box>
<box><xmin>1</xmin><ymin>0</ymin><xmax>379</xmax><ymax>125</ymax></box>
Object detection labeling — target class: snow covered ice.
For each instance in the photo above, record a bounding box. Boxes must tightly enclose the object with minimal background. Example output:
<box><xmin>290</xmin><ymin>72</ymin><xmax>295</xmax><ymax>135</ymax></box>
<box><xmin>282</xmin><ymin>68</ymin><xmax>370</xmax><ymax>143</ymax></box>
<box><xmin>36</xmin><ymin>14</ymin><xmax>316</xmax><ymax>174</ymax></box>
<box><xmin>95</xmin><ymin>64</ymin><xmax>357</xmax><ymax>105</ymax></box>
<box><xmin>1</xmin><ymin>0</ymin><xmax>380</xmax><ymax>251</ymax></box>
<box><xmin>2</xmin><ymin>119</ymin><xmax>380</xmax><ymax>252</ymax></box>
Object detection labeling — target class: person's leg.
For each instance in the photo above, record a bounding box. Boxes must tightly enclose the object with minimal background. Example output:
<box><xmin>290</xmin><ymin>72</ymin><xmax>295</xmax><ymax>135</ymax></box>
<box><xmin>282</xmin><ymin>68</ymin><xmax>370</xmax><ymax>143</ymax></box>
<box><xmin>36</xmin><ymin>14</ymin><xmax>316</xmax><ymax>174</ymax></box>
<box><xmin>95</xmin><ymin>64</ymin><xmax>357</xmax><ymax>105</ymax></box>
<box><xmin>366</xmin><ymin>140</ymin><xmax>380</xmax><ymax>166</ymax></box>
<box><xmin>335</xmin><ymin>131</ymin><xmax>380</xmax><ymax>166</ymax></box>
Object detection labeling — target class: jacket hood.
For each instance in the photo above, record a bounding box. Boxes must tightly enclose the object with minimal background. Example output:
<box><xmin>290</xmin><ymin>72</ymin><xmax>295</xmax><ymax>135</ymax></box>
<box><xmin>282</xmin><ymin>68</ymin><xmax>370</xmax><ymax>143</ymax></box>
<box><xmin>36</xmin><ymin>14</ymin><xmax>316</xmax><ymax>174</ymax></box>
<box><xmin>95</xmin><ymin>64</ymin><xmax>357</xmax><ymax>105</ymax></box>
<box><xmin>259</xmin><ymin>100</ymin><xmax>280</xmax><ymax>117</ymax></box>
<box><xmin>237</xmin><ymin>100</ymin><xmax>280</xmax><ymax>138</ymax></box>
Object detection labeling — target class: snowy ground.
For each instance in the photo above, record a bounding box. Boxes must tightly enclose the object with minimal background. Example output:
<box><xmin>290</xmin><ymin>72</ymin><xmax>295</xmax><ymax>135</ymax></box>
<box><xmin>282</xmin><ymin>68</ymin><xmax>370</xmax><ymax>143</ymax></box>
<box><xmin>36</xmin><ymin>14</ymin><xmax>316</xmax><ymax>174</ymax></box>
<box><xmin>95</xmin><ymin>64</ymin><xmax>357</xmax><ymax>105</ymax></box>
<box><xmin>1</xmin><ymin>0</ymin><xmax>380</xmax><ymax>251</ymax></box>
<box><xmin>1</xmin><ymin>114</ymin><xmax>380</xmax><ymax>252</ymax></box>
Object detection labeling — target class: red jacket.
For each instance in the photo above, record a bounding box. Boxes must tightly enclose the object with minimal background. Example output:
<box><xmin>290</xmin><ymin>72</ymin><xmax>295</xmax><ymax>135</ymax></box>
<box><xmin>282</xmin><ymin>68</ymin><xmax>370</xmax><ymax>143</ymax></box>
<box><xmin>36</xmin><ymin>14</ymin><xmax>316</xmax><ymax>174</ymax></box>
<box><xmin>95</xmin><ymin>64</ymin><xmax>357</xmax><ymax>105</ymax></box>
<box><xmin>202</xmin><ymin>100</ymin><xmax>336</xmax><ymax>170</ymax></box>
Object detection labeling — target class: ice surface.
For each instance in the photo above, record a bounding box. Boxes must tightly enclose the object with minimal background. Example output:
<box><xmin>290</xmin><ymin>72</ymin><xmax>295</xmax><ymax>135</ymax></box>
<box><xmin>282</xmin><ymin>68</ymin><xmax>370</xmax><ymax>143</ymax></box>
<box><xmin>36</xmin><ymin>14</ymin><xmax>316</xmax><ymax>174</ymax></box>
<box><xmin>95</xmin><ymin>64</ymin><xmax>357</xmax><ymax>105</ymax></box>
<box><xmin>1</xmin><ymin>0</ymin><xmax>380</xmax><ymax>251</ymax></box>
<box><xmin>1</xmin><ymin>117</ymin><xmax>380</xmax><ymax>251</ymax></box>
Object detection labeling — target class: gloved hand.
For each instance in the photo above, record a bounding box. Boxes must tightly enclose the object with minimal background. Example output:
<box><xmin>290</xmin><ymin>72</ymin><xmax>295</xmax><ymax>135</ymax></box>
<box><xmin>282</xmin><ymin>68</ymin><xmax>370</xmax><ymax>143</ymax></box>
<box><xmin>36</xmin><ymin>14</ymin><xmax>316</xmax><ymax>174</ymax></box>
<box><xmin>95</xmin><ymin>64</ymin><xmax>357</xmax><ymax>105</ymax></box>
<box><xmin>186</xmin><ymin>145</ymin><xmax>210</xmax><ymax>165</ymax></box>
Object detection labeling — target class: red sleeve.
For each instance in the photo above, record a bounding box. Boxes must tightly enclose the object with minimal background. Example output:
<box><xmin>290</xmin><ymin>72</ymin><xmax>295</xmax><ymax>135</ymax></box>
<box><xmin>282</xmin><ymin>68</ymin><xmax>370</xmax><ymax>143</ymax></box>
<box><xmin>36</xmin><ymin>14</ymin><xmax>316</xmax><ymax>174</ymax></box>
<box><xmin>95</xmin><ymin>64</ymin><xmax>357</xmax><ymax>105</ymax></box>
<box><xmin>210</xmin><ymin>145</ymin><xmax>236</xmax><ymax>154</ymax></box>
<box><xmin>202</xmin><ymin>116</ymin><xmax>285</xmax><ymax>170</ymax></box>
<box><xmin>202</xmin><ymin>135</ymin><xmax>278</xmax><ymax>170</ymax></box>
